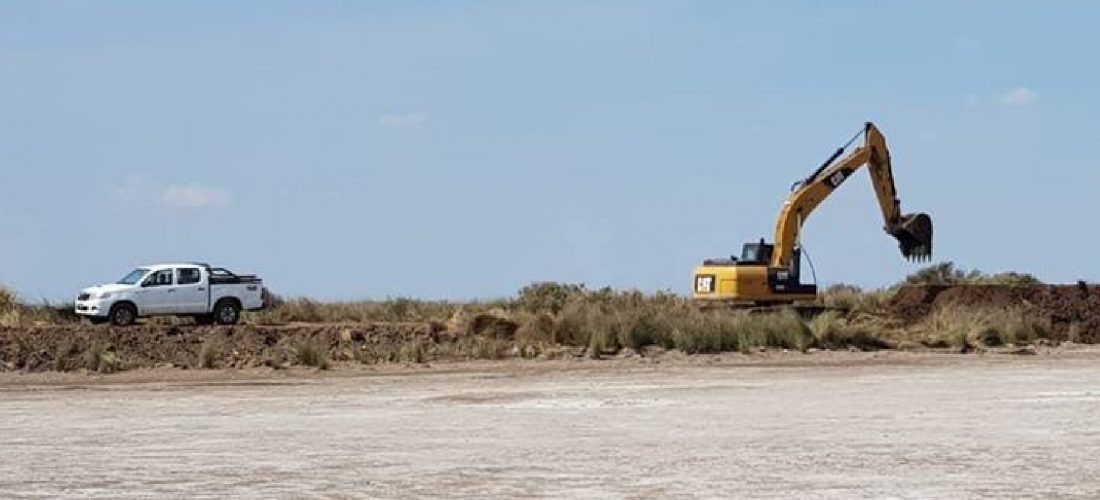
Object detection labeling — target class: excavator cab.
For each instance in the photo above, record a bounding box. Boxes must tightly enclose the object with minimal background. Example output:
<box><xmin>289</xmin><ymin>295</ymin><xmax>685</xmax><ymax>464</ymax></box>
<box><xmin>739</xmin><ymin>240</ymin><xmax>773</xmax><ymax>265</ymax></box>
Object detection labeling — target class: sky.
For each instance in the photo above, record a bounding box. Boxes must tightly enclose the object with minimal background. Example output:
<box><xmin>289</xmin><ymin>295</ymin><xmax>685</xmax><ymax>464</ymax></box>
<box><xmin>2</xmin><ymin>1</ymin><xmax>1099</xmax><ymax>301</ymax></box>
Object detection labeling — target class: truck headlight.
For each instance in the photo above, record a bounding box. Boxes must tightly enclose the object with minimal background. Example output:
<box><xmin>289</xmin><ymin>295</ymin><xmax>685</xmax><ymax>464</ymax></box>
<box><xmin>98</xmin><ymin>292</ymin><xmax>112</xmax><ymax>299</ymax></box>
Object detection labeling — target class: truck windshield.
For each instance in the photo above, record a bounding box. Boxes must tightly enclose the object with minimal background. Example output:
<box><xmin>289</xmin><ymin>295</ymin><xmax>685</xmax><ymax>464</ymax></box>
<box><xmin>116</xmin><ymin>268</ymin><xmax>149</xmax><ymax>285</ymax></box>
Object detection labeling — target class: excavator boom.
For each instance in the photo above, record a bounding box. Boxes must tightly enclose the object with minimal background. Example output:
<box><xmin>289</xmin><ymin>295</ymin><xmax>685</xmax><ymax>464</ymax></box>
<box><xmin>772</xmin><ymin>122</ymin><xmax>933</xmax><ymax>267</ymax></box>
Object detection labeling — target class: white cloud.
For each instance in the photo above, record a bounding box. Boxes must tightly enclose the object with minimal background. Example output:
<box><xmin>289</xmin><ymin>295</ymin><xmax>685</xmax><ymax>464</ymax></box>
<box><xmin>997</xmin><ymin>86</ymin><xmax>1039</xmax><ymax>106</ymax></box>
<box><xmin>160</xmin><ymin>183</ymin><xmax>230</xmax><ymax>208</ymax></box>
<box><xmin>378</xmin><ymin>112</ymin><xmax>427</xmax><ymax>128</ymax></box>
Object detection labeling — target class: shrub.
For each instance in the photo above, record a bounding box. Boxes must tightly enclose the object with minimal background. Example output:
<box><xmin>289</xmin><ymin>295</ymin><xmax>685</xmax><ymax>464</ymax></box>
<box><xmin>53</xmin><ymin>338</ymin><xmax>75</xmax><ymax>371</ymax></box>
<box><xmin>902</xmin><ymin>262</ymin><xmax>1041</xmax><ymax>286</ymax></box>
<box><xmin>292</xmin><ymin>336</ymin><xmax>330</xmax><ymax>369</ymax></box>
<box><xmin>515</xmin><ymin>282</ymin><xmax>585</xmax><ymax>314</ymax></box>
<box><xmin>515</xmin><ymin>312</ymin><xmax>556</xmax><ymax>344</ymax></box>
<box><xmin>553</xmin><ymin>299</ymin><xmax>600</xmax><ymax>346</ymax></box>
<box><xmin>85</xmin><ymin>341</ymin><xmax>121</xmax><ymax>373</ymax></box>
<box><xmin>671</xmin><ymin>311</ymin><xmax>739</xmax><ymax>354</ymax></box>
<box><xmin>198</xmin><ymin>336</ymin><xmax>222</xmax><ymax>369</ymax></box>
<box><xmin>614</xmin><ymin>306</ymin><xmax>676</xmax><ymax>350</ymax></box>
<box><xmin>0</xmin><ymin>285</ymin><xmax>17</xmax><ymax>313</ymax></box>
<box><xmin>819</xmin><ymin>284</ymin><xmax>893</xmax><ymax>315</ymax></box>
<box><xmin>246</xmin><ymin>296</ymin><xmax>474</xmax><ymax>325</ymax></box>
<box><xmin>454</xmin><ymin>336</ymin><xmax>509</xmax><ymax>360</ymax></box>
<box><xmin>756</xmin><ymin>309</ymin><xmax>814</xmax><ymax>352</ymax></box>
<box><xmin>399</xmin><ymin>338</ymin><xmax>427</xmax><ymax>363</ymax></box>
<box><xmin>915</xmin><ymin>305</ymin><xmax>1049</xmax><ymax>351</ymax></box>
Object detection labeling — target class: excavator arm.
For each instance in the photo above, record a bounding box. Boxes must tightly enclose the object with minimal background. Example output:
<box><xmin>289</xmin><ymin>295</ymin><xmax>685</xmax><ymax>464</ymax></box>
<box><xmin>770</xmin><ymin>122</ymin><xmax>933</xmax><ymax>269</ymax></box>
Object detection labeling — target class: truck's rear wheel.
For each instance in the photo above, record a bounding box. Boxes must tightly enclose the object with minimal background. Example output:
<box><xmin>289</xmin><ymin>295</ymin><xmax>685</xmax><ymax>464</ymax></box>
<box><xmin>109</xmin><ymin>303</ymin><xmax>137</xmax><ymax>327</ymax></box>
<box><xmin>214</xmin><ymin>300</ymin><xmax>241</xmax><ymax>325</ymax></box>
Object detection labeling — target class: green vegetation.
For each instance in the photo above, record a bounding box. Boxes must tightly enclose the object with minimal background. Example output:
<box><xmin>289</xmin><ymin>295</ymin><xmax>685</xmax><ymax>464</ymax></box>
<box><xmin>900</xmin><ymin>262</ymin><xmax>1042</xmax><ymax>286</ymax></box>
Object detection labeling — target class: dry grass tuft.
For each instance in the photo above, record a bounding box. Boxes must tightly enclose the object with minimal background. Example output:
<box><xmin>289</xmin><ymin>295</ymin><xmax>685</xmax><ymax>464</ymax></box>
<box><xmin>469</xmin><ymin>336</ymin><xmax>510</xmax><ymax>360</ymax></box>
<box><xmin>53</xmin><ymin>338</ymin><xmax>75</xmax><ymax>371</ymax></box>
<box><xmin>819</xmin><ymin>284</ymin><xmax>893</xmax><ymax>315</ymax></box>
<box><xmin>808</xmin><ymin>312</ymin><xmax>894</xmax><ymax>350</ymax></box>
<box><xmin>0</xmin><ymin>284</ymin><xmax>81</xmax><ymax>327</ymax></box>
<box><xmin>0</xmin><ymin>285</ymin><xmax>17</xmax><ymax>313</ymax></box>
<box><xmin>914</xmin><ymin>305</ymin><xmax>1048</xmax><ymax>351</ymax></box>
<box><xmin>399</xmin><ymin>338</ymin><xmax>427</xmax><ymax>363</ymax></box>
<box><xmin>84</xmin><ymin>341</ymin><xmax>121</xmax><ymax>373</ymax></box>
<box><xmin>245</xmin><ymin>296</ymin><xmax>497</xmax><ymax>326</ymax></box>
<box><xmin>198</xmin><ymin>336</ymin><xmax>222</xmax><ymax>369</ymax></box>
<box><xmin>292</xmin><ymin>336</ymin><xmax>330</xmax><ymax>369</ymax></box>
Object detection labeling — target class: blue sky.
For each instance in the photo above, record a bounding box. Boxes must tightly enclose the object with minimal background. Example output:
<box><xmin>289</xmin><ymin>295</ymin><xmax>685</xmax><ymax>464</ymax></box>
<box><xmin>2</xmin><ymin>1</ymin><xmax>1098</xmax><ymax>301</ymax></box>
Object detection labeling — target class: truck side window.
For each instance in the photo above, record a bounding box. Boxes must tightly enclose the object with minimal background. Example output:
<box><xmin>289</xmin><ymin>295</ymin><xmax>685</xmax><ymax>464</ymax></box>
<box><xmin>177</xmin><ymin>268</ymin><xmax>201</xmax><ymax>285</ymax></box>
<box><xmin>145</xmin><ymin>269</ymin><xmax>173</xmax><ymax>287</ymax></box>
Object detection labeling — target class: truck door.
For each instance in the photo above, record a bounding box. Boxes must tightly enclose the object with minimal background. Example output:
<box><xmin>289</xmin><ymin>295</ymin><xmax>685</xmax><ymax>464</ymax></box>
<box><xmin>138</xmin><ymin>269</ymin><xmax>175</xmax><ymax>314</ymax></box>
<box><xmin>172</xmin><ymin>267</ymin><xmax>207</xmax><ymax>314</ymax></box>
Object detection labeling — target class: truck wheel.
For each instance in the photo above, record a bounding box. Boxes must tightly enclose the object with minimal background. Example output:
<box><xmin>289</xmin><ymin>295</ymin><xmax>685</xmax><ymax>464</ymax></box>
<box><xmin>109</xmin><ymin>303</ymin><xmax>137</xmax><ymax>327</ymax></box>
<box><xmin>214</xmin><ymin>300</ymin><xmax>241</xmax><ymax>325</ymax></box>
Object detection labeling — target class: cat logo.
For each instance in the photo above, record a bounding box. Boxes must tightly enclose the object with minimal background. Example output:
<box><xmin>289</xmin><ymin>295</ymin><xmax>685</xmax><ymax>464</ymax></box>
<box><xmin>695</xmin><ymin>275</ymin><xmax>715</xmax><ymax>293</ymax></box>
<box><xmin>828</xmin><ymin>171</ymin><xmax>848</xmax><ymax>188</ymax></box>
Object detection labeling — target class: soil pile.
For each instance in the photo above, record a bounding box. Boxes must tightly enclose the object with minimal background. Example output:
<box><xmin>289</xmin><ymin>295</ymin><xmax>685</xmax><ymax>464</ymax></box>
<box><xmin>889</xmin><ymin>284</ymin><xmax>1100</xmax><ymax>341</ymax></box>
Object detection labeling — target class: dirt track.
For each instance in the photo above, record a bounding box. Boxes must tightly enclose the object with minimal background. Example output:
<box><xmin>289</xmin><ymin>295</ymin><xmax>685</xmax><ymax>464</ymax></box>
<box><xmin>2</xmin><ymin>351</ymin><xmax>1100</xmax><ymax>498</ymax></box>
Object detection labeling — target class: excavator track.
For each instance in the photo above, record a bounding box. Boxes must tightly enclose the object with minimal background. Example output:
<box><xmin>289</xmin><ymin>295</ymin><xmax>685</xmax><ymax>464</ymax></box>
<box><xmin>693</xmin><ymin>300</ymin><xmax>848</xmax><ymax>318</ymax></box>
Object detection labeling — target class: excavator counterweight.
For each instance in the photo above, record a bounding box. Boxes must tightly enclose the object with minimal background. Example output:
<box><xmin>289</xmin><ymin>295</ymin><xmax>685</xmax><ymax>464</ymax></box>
<box><xmin>692</xmin><ymin>122</ymin><xmax>933</xmax><ymax>304</ymax></box>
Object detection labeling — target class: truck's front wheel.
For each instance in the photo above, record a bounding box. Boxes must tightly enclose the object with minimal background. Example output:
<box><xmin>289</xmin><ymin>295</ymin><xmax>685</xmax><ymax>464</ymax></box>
<box><xmin>213</xmin><ymin>300</ymin><xmax>241</xmax><ymax>325</ymax></box>
<box><xmin>108</xmin><ymin>303</ymin><xmax>137</xmax><ymax>327</ymax></box>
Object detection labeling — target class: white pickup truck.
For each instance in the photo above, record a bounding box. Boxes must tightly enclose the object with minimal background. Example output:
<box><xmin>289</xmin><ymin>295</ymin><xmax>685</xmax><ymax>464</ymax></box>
<box><xmin>75</xmin><ymin>263</ymin><xmax>265</xmax><ymax>326</ymax></box>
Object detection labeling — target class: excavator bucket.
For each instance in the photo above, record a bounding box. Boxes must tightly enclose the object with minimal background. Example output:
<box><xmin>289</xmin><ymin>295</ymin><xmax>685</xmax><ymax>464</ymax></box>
<box><xmin>888</xmin><ymin>213</ymin><xmax>933</xmax><ymax>261</ymax></box>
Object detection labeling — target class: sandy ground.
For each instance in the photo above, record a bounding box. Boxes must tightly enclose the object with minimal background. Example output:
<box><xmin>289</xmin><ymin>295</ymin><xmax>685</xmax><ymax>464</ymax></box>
<box><xmin>2</xmin><ymin>350</ymin><xmax>1100</xmax><ymax>498</ymax></box>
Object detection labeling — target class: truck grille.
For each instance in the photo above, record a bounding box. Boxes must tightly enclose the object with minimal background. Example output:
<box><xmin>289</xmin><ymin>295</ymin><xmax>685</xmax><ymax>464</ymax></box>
<box><xmin>77</xmin><ymin>293</ymin><xmax>90</xmax><ymax>301</ymax></box>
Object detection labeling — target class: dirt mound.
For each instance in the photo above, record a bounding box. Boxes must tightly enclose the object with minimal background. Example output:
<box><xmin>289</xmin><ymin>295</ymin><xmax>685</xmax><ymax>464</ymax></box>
<box><xmin>466</xmin><ymin>312</ymin><xmax>520</xmax><ymax>339</ymax></box>
<box><xmin>0</xmin><ymin>323</ymin><xmax>436</xmax><ymax>372</ymax></box>
<box><xmin>888</xmin><ymin>285</ymin><xmax>951</xmax><ymax>321</ymax></box>
<box><xmin>889</xmin><ymin>284</ymin><xmax>1100</xmax><ymax>341</ymax></box>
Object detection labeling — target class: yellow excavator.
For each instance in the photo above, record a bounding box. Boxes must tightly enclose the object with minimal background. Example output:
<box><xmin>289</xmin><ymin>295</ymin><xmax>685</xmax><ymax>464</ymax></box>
<box><xmin>692</xmin><ymin>122</ymin><xmax>933</xmax><ymax>305</ymax></box>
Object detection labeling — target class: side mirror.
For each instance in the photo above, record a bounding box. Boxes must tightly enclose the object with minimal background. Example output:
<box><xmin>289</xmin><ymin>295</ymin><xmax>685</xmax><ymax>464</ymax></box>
<box><xmin>141</xmin><ymin>280</ymin><xmax>152</xmax><ymax>287</ymax></box>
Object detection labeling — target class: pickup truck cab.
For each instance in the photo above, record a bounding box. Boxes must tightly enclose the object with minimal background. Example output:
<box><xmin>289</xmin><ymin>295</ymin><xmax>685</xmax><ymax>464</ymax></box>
<box><xmin>75</xmin><ymin>263</ymin><xmax>264</xmax><ymax>326</ymax></box>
